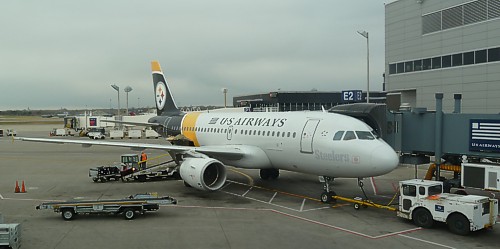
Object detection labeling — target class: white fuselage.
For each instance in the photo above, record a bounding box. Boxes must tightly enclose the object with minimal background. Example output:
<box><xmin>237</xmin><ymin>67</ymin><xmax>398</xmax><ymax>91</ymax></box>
<box><xmin>178</xmin><ymin>111</ymin><xmax>399</xmax><ymax>178</ymax></box>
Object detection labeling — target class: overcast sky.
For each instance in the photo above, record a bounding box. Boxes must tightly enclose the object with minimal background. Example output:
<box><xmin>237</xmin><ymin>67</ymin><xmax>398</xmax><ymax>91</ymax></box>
<box><xmin>0</xmin><ymin>0</ymin><xmax>391</xmax><ymax>110</ymax></box>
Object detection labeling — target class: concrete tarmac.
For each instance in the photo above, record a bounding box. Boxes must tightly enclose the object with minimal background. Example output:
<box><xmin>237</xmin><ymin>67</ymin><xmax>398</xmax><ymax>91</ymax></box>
<box><xmin>0</xmin><ymin>124</ymin><xmax>499</xmax><ymax>249</ymax></box>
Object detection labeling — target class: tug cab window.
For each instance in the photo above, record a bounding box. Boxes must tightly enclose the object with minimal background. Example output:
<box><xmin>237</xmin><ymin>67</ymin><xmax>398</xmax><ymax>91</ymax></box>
<box><xmin>402</xmin><ymin>184</ymin><xmax>416</xmax><ymax>197</ymax></box>
<box><xmin>343</xmin><ymin>131</ymin><xmax>356</xmax><ymax>141</ymax></box>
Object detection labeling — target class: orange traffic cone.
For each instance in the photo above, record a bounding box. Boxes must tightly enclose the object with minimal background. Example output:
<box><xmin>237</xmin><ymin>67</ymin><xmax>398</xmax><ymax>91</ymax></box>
<box><xmin>15</xmin><ymin>181</ymin><xmax>20</xmax><ymax>193</ymax></box>
<box><xmin>21</xmin><ymin>181</ymin><xmax>26</xmax><ymax>193</ymax></box>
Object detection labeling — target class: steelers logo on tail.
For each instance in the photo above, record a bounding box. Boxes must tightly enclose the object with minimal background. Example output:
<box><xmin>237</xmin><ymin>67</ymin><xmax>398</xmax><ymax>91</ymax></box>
<box><xmin>155</xmin><ymin>81</ymin><xmax>167</xmax><ymax>110</ymax></box>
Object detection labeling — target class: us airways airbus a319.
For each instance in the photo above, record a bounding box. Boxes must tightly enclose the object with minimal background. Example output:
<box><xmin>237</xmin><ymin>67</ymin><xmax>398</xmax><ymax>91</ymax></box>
<box><xmin>18</xmin><ymin>61</ymin><xmax>399</xmax><ymax>203</ymax></box>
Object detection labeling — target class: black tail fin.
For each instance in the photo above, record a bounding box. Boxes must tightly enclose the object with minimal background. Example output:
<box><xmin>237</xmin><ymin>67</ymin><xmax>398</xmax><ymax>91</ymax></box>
<box><xmin>151</xmin><ymin>61</ymin><xmax>181</xmax><ymax>116</ymax></box>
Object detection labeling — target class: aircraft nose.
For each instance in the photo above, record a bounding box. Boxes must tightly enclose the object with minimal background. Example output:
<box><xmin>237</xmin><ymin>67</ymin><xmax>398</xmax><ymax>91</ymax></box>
<box><xmin>371</xmin><ymin>144</ymin><xmax>399</xmax><ymax>174</ymax></box>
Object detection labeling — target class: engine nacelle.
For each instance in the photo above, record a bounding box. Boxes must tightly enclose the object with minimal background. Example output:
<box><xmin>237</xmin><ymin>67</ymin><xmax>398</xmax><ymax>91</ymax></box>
<box><xmin>179</xmin><ymin>157</ymin><xmax>227</xmax><ymax>191</ymax></box>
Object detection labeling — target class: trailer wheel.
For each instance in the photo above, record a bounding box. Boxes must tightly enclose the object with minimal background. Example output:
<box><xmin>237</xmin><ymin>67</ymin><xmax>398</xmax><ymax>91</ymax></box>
<box><xmin>62</xmin><ymin>209</ymin><xmax>75</xmax><ymax>221</ymax></box>
<box><xmin>137</xmin><ymin>175</ymin><xmax>147</xmax><ymax>182</ymax></box>
<box><xmin>123</xmin><ymin>208</ymin><xmax>135</xmax><ymax>220</ymax></box>
<box><xmin>447</xmin><ymin>213</ymin><xmax>470</xmax><ymax>235</ymax></box>
<box><xmin>412</xmin><ymin>208</ymin><xmax>434</xmax><ymax>228</ymax></box>
<box><xmin>92</xmin><ymin>178</ymin><xmax>98</xmax><ymax>182</ymax></box>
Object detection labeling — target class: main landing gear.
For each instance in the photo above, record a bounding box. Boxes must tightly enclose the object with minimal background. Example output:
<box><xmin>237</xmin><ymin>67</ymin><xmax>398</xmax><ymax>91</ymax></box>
<box><xmin>320</xmin><ymin>176</ymin><xmax>336</xmax><ymax>203</ymax></box>
<box><xmin>260</xmin><ymin>169</ymin><xmax>279</xmax><ymax>180</ymax></box>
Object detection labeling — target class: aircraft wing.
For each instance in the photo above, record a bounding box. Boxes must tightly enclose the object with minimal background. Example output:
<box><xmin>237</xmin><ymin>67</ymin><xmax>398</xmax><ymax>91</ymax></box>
<box><xmin>15</xmin><ymin>137</ymin><xmax>245</xmax><ymax>159</ymax></box>
<box><xmin>101</xmin><ymin>120</ymin><xmax>160</xmax><ymax>127</ymax></box>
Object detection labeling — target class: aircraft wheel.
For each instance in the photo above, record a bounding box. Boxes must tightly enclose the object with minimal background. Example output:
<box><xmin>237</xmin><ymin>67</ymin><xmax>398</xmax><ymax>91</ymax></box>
<box><xmin>320</xmin><ymin>191</ymin><xmax>333</xmax><ymax>203</ymax></box>
<box><xmin>270</xmin><ymin>169</ymin><xmax>279</xmax><ymax>179</ymax></box>
<box><xmin>259</xmin><ymin>169</ymin><xmax>270</xmax><ymax>180</ymax></box>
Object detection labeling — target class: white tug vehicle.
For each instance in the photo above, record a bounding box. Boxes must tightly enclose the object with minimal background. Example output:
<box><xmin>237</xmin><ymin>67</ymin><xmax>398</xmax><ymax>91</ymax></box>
<box><xmin>397</xmin><ymin>179</ymin><xmax>498</xmax><ymax>235</ymax></box>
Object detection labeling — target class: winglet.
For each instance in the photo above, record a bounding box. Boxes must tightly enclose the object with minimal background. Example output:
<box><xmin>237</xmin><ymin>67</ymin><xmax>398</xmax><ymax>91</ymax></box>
<box><xmin>151</xmin><ymin>61</ymin><xmax>162</xmax><ymax>72</ymax></box>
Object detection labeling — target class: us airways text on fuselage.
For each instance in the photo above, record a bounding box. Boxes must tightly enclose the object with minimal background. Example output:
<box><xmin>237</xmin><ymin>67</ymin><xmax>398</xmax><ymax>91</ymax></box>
<box><xmin>212</xmin><ymin>117</ymin><xmax>287</xmax><ymax>127</ymax></box>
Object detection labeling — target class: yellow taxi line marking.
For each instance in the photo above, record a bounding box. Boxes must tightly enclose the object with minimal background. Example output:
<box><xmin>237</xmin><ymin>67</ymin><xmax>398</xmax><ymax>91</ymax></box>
<box><xmin>228</xmin><ymin>168</ymin><xmax>254</xmax><ymax>186</ymax></box>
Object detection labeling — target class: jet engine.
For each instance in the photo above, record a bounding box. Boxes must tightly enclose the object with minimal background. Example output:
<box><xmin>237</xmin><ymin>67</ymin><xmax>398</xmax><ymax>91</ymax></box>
<box><xmin>179</xmin><ymin>157</ymin><xmax>227</xmax><ymax>191</ymax></box>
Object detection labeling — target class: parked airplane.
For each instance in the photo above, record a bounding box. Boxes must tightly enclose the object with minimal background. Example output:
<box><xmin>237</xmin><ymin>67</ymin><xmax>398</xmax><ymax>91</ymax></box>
<box><xmin>18</xmin><ymin>61</ymin><xmax>399</xmax><ymax>203</ymax></box>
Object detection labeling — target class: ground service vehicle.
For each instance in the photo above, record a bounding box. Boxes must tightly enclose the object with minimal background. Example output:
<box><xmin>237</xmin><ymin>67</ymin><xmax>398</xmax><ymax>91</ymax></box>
<box><xmin>87</xmin><ymin>128</ymin><xmax>105</xmax><ymax>139</ymax></box>
<box><xmin>36</xmin><ymin>193</ymin><xmax>177</xmax><ymax>220</ymax></box>
<box><xmin>5</xmin><ymin>129</ymin><xmax>16</xmax><ymax>137</ymax></box>
<box><xmin>397</xmin><ymin>179</ymin><xmax>498</xmax><ymax>235</ymax></box>
<box><xmin>0</xmin><ymin>214</ymin><xmax>21</xmax><ymax>249</ymax></box>
<box><xmin>109</xmin><ymin>130</ymin><xmax>125</xmax><ymax>139</ymax></box>
<box><xmin>89</xmin><ymin>165</ymin><xmax>122</xmax><ymax>182</ymax></box>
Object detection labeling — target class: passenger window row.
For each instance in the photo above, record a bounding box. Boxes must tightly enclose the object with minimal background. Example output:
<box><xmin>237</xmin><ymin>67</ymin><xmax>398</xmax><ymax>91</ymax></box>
<box><xmin>181</xmin><ymin>126</ymin><xmax>297</xmax><ymax>138</ymax></box>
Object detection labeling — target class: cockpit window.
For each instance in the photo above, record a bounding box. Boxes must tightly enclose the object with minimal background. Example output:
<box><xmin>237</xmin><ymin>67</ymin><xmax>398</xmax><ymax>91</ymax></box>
<box><xmin>343</xmin><ymin>131</ymin><xmax>356</xmax><ymax>140</ymax></box>
<box><xmin>333</xmin><ymin>131</ymin><xmax>344</xmax><ymax>141</ymax></box>
<box><xmin>355</xmin><ymin>131</ymin><xmax>375</xmax><ymax>140</ymax></box>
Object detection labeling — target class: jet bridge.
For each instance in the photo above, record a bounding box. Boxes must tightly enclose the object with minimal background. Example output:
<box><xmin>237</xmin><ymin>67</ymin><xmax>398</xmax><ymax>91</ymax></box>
<box><xmin>330</xmin><ymin>93</ymin><xmax>500</xmax><ymax>179</ymax></box>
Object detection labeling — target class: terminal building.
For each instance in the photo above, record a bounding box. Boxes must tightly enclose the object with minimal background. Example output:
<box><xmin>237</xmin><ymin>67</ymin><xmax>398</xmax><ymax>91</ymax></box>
<box><xmin>233</xmin><ymin>91</ymin><xmax>386</xmax><ymax>112</ymax></box>
<box><xmin>385</xmin><ymin>0</ymin><xmax>500</xmax><ymax>113</ymax></box>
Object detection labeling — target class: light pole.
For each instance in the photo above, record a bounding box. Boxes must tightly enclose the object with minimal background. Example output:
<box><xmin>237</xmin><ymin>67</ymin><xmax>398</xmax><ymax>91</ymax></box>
<box><xmin>357</xmin><ymin>30</ymin><xmax>369</xmax><ymax>103</ymax></box>
<box><xmin>124</xmin><ymin>86</ymin><xmax>133</xmax><ymax>116</ymax></box>
<box><xmin>221</xmin><ymin>88</ymin><xmax>228</xmax><ymax>108</ymax></box>
<box><xmin>111</xmin><ymin>84</ymin><xmax>120</xmax><ymax>120</ymax></box>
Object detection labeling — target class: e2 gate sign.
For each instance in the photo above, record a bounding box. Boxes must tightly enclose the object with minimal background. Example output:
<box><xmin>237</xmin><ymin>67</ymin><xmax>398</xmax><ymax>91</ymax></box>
<box><xmin>342</xmin><ymin>90</ymin><xmax>363</xmax><ymax>102</ymax></box>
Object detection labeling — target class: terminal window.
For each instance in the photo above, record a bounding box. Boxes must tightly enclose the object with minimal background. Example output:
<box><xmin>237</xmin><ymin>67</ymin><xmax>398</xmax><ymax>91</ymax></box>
<box><xmin>388</xmin><ymin>46</ymin><xmax>500</xmax><ymax>75</ymax></box>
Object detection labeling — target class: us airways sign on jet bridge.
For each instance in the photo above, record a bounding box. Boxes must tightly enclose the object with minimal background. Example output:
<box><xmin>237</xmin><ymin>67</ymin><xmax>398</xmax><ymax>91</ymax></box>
<box><xmin>209</xmin><ymin>117</ymin><xmax>288</xmax><ymax>127</ymax></box>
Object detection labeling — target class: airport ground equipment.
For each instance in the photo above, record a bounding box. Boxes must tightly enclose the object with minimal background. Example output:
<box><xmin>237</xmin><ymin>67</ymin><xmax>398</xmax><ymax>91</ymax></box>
<box><xmin>0</xmin><ymin>214</ymin><xmax>21</xmax><ymax>249</ymax></box>
<box><xmin>87</xmin><ymin>128</ymin><xmax>105</xmax><ymax>139</ymax></box>
<box><xmin>0</xmin><ymin>129</ymin><xmax>3</xmax><ymax>137</ymax></box>
<box><xmin>397</xmin><ymin>179</ymin><xmax>498</xmax><ymax>235</ymax></box>
<box><xmin>89</xmin><ymin>165</ymin><xmax>122</xmax><ymax>182</ymax></box>
<box><xmin>35</xmin><ymin>193</ymin><xmax>177</xmax><ymax>220</ymax></box>
<box><xmin>144</xmin><ymin>128</ymin><xmax>159</xmax><ymax>139</ymax></box>
<box><xmin>90</xmin><ymin>154</ymin><xmax>179</xmax><ymax>182</ymax></box>
<box><xmin>126</xmin><ymin>129</ymin><xmax>142</xmax><ymax>139</ymax></box>
<box><xmin>5</xmin><ymin>129</ymin><xmax>16</xmax><ymax>137</ymax></box>
<box><xmin>121</xmin><ymin>159</ymin><xmax>179</xmax><ymax>182</ymax></box>
<box><xmin>461</xmin><ymin>163</ymin><xmax>500</xmax><ymax>192</ymax></box>
<box><xmin>50</xmin><ymin>128</ymin><xmax>73</xmax><ymax>136</ymax></box>
<box><xmin>109</xmin><ymin>130</ymin><xmax>125</xmax><ymax>139</ymax></box>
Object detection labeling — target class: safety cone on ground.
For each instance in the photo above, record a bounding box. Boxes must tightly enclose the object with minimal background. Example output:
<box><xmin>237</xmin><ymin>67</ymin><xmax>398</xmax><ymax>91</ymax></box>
<box><xmin>21</xmin><ymin>181</ymin><xmax>26</xmax><ymax>193</ymax></box>
<box><xmin>15</xmin><ymin>181</ymin><xmax>20</xmax><ymax>193</ymax></box>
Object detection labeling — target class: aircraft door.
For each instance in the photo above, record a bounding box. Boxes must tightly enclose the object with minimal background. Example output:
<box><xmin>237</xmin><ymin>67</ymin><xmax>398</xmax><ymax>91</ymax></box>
<box><xmin>227</xmin><ymin>126</ymin><xmax>233</xmax><ymax>140</ymax></box>
<box><xmin>300</xmin><ymin>119</ymin><xmax>320</xmax><ymax>153</ymax></box>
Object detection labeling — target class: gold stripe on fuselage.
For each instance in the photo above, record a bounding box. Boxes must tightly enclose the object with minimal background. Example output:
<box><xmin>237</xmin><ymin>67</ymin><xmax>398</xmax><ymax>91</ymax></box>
<box><xmin>181</xmin><ymin>112</ymin><xmax>202</xmax><ymax>146</ymax></box>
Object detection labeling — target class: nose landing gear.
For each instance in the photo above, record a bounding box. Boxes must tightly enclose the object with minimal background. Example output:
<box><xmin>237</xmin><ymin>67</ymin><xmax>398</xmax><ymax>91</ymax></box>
<box><xmin>320</xmin><ymin>176</ymin><xmax>337</xmax><ymax>203</ymax></box>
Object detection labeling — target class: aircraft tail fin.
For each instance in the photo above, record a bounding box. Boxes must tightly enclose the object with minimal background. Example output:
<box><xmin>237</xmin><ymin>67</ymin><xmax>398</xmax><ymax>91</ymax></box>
<box><xmin>151</xmin><ymin>61</ymin><xmax>181</xmax><ymax>116</ymax></box>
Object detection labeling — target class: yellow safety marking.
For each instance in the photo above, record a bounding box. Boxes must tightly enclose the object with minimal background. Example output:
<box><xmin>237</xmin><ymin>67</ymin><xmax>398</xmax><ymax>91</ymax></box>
<box><xmin>228</xmin><ymin>168</ymin><xmax>254</xmax><ymax>186</ymax></box>
<box><xmin>181</xmin><ymin>112</ymin><xmax>202</xmax><ymax>147</ymax></box>
<box><xmin>151</xmin><ymin>61</ymin><xmax>162</xmax><ymax>72</ymax></box>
